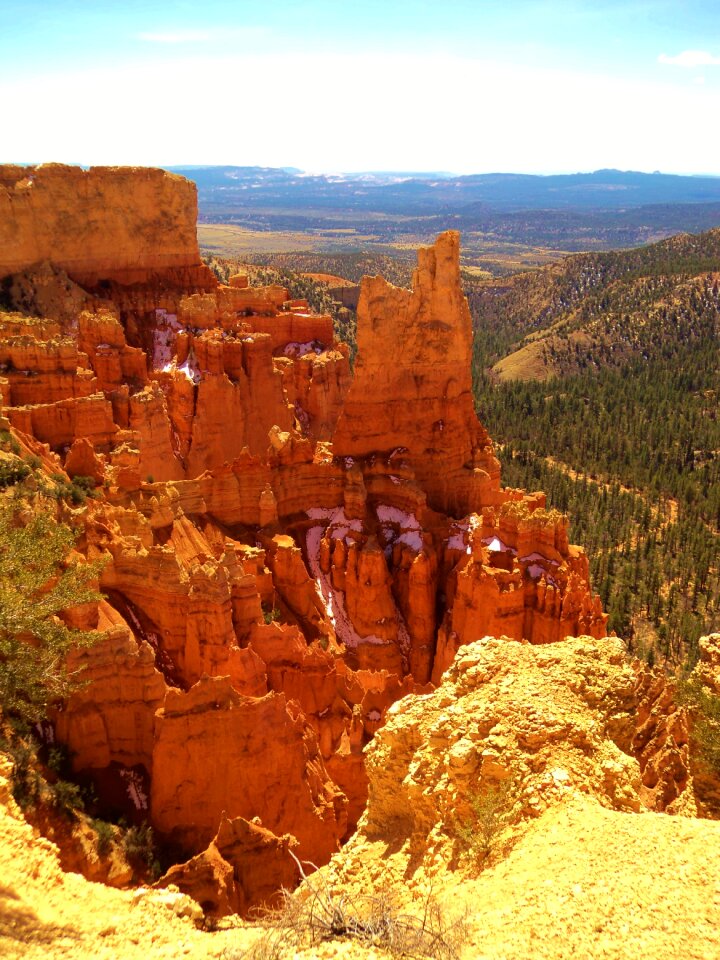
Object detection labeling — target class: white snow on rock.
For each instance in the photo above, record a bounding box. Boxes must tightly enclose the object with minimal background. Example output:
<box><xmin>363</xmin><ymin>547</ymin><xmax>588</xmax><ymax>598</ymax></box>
<box><xmin>152</xmin><ymin>309</ymin><xmax>181</xmax><ymax>370</ymax></box>
<box><xmin>305</xmin><ymin>507</ymin><xmax>388</xmax><ymax>647</ymax></box>
<box><xmin>483</xmin><ymin>535</ymin><xmax>516</xmax><ymax>555</ymax></box>
<box><xmin>283</xmin><ymin>340</ymin><xmax>323</xmax><ymax>358</ymax></box>
<box><xmin>376</xmin><ymin>504</ymin><xmax>423</xmax><ymax>552</ymax></box>
<box><xmin>447</xmin><ymin>514</ymin><xmax>481</xmax><ymax>553</ymax></box>
<box><xmin>520</xmin><ymin>551</ymin><xmax>560</xmax><ymax>567</ymax></box>
<box><xmin>177</xmin><ymin>356</ymin><xmax>201</xmax><ymax>384</ymax></box>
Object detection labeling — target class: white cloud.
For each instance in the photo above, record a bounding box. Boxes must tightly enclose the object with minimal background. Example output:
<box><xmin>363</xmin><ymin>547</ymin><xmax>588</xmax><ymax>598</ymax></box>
<box><xmin>658</xmin><ymin>50</ymin><xmax>720</xmax><ymax>67</ymax></box>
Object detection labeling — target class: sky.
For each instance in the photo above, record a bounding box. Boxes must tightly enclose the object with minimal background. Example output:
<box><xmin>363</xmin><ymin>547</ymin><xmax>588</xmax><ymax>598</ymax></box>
<box><xmin>1</xmin><ymin>0</ymin><xmax>720</xmax><ymax>174</ymax></box>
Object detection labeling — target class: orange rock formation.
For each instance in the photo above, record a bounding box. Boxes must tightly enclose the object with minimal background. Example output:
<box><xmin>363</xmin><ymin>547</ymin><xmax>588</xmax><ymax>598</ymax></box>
<box><xmin>0</xmin><ymin>164</ymin><xmax>213</xmax><ymax>289</ymax></box>
<box><xmin>0</xmin><ymin>164</ymin><xmax>610</xmax><ymax>908</ymax></box>
<box><xmin>333</xmin><ymin>230</ymin><xmax>501</xmax><ymax>515</ymax></box>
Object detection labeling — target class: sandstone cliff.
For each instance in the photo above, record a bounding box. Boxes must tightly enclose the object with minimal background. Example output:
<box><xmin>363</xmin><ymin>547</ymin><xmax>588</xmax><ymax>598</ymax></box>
<box><xmin>0</xmin><ymin>164</ymin><xmax>213</xmax><ymax>289</ymax></box>
<box><xmin>0</xmin><ymin>167</ymin><xmax>619</xmax><ymax>918</ymax></box>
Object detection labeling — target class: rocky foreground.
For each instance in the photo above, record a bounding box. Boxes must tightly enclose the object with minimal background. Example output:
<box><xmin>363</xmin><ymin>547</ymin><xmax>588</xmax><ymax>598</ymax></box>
<box><xmin>0</xmin><ymin>164</ymin><xmax>718</xmax><ymax>958</ymax></box>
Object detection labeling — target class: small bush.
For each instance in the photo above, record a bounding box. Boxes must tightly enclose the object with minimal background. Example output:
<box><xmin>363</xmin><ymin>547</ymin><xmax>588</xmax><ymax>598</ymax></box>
<box><xmin>47</xmin><ymin>778</ymin><xmax>85</xmax><ymax>818</ymax></box>
<box><xmin>263</xmin><ymin>607</ymin><xmax>281</xmax><ymax>625</ymax></box>
<box><xmin>71</xmin><ymin>475</ymin><xmax>96</xmax><ymax>493</ymax></box>
<box><xmin>0</xmin><ymin>430</ymin><xmax>21</xmax><ymax>455</ymax></box>
<box><xmin>45</xmin><ymin>743</ymin><xmax>72</xmax><ymax>778</ymax></box>
<box><xmin>123</xmin><ymin>821</ymin><xmax>162</xmax><ymax>880</ymax></box>
<box><xmin>5</xmin><ymin>739</ymin><xmax>42</xmax><ymax>811</ymax></box>
<box><xmin>676</xmin><ymin>678</ymin><xmax>720</xmax><ymax>773</ymax></box>
<box><xmin>93</xmin><ymin>819</ymin><xmax>115</xmax><ymax>858</ymax></box>
<box><xmin>0</xmin><ymin>458</ymin><xmax>30</xmax><ymax>488</ymax></box>
<box><xmin>453</xmin><ymin>779</ymin><xmax>516</xmax><ymax>868</ymax></box>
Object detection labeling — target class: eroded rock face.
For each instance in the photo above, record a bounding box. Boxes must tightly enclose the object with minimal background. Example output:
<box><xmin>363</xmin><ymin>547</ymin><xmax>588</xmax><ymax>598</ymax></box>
<box><xmin>151</xmin><ymin>677</ymin><xmax>346</xmax><ymax>860</ymax></box>
<box><xmin>155</xmin><ymin>814</ymin><xmax>299</xmax><ymax>918</ymax></box>
<box><xmin>333</xmin><ymin>230</ymin><xmax>501</xmax><ymax>516</ymax></box>
<box><xmin>0</xmin><ymin>169</ymin><xmax>617</xmax><ymax>910</ymax></box>
<box><xmin>340</xmin><ymin>636</ymin><xmax>695</xmax><ymax>881</ymax></box>
<box><xmin>0</xmin><ymin>164</ymin><xmax>213</xmax><ymax>288</ymax></box>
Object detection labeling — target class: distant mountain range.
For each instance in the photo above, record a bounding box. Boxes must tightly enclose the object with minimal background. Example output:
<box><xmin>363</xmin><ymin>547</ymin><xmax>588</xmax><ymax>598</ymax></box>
<box><xmin>168</xmin><ymin>165</ymin><xmax>720</xmax><ymax>214</ymax></box>
<box><xmin>170</xmin><ymin>165</ymin><xmax>720</xmax><ymax>261</ymax></box>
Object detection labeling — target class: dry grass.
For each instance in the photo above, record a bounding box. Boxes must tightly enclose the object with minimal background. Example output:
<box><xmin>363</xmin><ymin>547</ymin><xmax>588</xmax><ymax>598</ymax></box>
<box><xmin>229</xmin><ymin>853</ymin><xmax>466</xmax><ymax>960</ymax></box>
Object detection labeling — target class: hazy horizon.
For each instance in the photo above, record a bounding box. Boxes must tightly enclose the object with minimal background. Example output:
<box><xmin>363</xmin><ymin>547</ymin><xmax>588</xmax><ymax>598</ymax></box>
<box><xmin>5</xmin><ymin>162</ymin><xmax>720</xmax><ymax>180</ymax></box>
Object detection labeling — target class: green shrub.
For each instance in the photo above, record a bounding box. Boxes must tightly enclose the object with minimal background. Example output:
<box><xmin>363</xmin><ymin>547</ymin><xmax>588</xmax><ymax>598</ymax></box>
<box><xmin>676</xmin><ymin>678</ymin><xmax>720</xmax><ymax>773</ymax></box>
<box><xmin>47</xmin><ymin>778</ymin><xmax>85</xmax><ymax>818</ymax></box>
<box><xmin>453</xmin><ymin>779</ymin><xmax>517</xmax><ymax>868</ymax></box>
<box><xmin>0</xmin><ymin>458</ymin><xmax>30</xmax><ymax>488</ymax></box>
<box><xmin>0</xmin><ymin>503</ymin><xmax>105</xmax><ymax>733</ymax></box>
<box><xmin>0</xmin><ymin>430</ymin><xmax>21</xmax><ymax>455</ymax></box>
<box><xmin>122</xmin><ymin>821</ymin><xmax>161</xmax><ymax>880</ymax></box>
<box><xmin>93</xmin><ymin>819</ymin><xmax>115</xmax><ymax>858</ymax></box>
<box><xmin>263</xmin><ymin>606</ymin><xmax>281</xmax><ymax>625</ymax></box>
<box><xmin>4</xmin><ymin>739</ymin><xmax>42</xmax><ymax>811</ymax></box>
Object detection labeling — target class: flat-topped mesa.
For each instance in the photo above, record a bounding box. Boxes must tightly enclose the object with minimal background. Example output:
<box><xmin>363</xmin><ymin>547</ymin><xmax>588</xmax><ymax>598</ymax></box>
<box><xmin>0</xmin><ymin>164</ymin><xmax>215</xmax><ymax>290</ymax></box>
<box><xmin>332</xmin><ymin>230</ymin><xmax>501</xmax><ymax>517</ymax></box>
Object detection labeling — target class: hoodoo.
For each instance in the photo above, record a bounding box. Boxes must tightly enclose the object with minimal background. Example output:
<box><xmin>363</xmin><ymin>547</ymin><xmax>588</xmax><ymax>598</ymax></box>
<box><xmin>0</xmin><ymin>165</ymin><xmax>610</xmax><ymax>919</ymax></box>
<box><xmin>333</xmin><ymin>230</ymin><xmax>501</xmax><ymax>516</ymax></box>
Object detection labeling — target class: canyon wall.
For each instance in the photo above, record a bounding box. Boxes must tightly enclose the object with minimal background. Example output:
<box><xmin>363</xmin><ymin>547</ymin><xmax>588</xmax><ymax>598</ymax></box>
<box><xmin>0</xmin><ymin>167</ymin><xmax>613</xmax><ymax>910</ymax></box>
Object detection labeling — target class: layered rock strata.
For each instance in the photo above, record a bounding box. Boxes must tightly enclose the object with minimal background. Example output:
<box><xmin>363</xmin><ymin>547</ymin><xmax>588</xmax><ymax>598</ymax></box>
<box><xmin>0</xmin><ymin>166</ymin><xmax>612</xmax><ymax>908</ymax></box>
<box><xmin>333</xmin><ymin>230</ymin><xmax>501</xmax><ymax>515</ymax></box>
<box><xmin>0</xmin><ymin>164</ymin><xmax>213</xmax><ymax>288</ymax></box>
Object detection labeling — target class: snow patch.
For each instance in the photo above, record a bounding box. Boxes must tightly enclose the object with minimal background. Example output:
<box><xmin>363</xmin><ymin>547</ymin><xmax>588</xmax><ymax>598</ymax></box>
<box><xmin>152</xmin><ymin>309</ymin><xmax>181</xmax><ymax>370</ymax></box>
<box><xmin>306</xmin><ymin>506</ymin><xmax>361</xmax><ymax>542</ymax></box>
<box><xmin>283</xmin><ymin>340</ymin><xmax>323</xmax><ymax>358</ymax></box>
<box><xmin>305</xmin><ymin>519</ymin><xmax>380</xmax><ymax>648</ymax></box>
<box><xmin>177</xmin><ymin>356</ymin><xmax>201</xmax><ymax>384</ymax></box>
<box><xmin>483</xmin><ymin>535</ymin><xmax>516</xmax><ymax>555</ymax></box>
<box><xmin>376</xmin><ymin>504</ymin><xmax>423</xmax><ymax>553</ymax></box>
<box><xmin>447</xmin><ymin>514</ymin><xmax>481</xmax><ymax>554</ymax></box>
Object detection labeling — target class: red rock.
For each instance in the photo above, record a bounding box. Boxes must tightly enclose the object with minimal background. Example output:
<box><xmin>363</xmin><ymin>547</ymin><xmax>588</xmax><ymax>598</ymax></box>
<box><xmin>156</xmin><ymin>814</ymin><xmax>299</xmax><ymax>917</ymax></box>
<box><xmin>333</xmin><ymin>231</ymin><xmax>502</xmax><ymax>516</ymax></box>
<box><xmin>0</xmin><ymin>164</ymin><xmax>215</xmax><ymax>289</ymax></box>
<box><xmin>151</xmin><ymin>676</ymin><xmax>347</xmax><ymax>861</ymax></box>
<box><xmin>55</xmin><ymin>600</ymin><xmax>168</xmax><ymax>773</ymax></box>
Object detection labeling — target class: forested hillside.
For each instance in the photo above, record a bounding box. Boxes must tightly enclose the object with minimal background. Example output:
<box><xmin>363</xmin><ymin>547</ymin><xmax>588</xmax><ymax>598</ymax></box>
<box><xmin>472</xmin><ymin>230</ymin><xmax>720</xmax><ymax>667</ymax></box>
